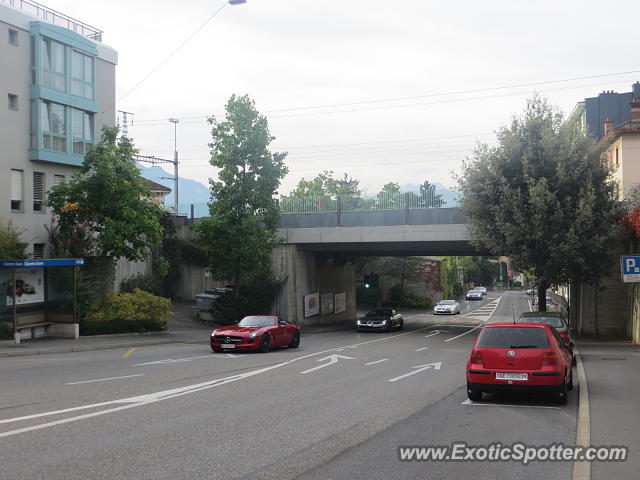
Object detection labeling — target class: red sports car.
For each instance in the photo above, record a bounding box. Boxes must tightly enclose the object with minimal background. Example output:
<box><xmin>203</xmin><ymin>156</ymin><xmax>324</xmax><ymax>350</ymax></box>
<box><xmin>210</xmin><ymin>315</ymin><xmax>300</xmax><ymax>353</ymax></box>
<box><xmin>466</xmin><ymin>322</ymin><xmax>573</xmax><ymax>404</ymax></box>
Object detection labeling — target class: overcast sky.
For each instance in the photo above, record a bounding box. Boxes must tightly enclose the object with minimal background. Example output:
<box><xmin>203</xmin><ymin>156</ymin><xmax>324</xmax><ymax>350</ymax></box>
<box><xmin>44</xmin><ymin>0</ymin><xmax>640</xmax><ymax>196</ymax></box>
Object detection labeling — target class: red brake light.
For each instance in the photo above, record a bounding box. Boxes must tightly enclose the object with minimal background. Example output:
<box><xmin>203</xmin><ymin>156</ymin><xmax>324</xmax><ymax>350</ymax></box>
<box><xmin>542</xmin><ymin>352</ymin><xmax>558</xmax><ymax>366</ymax></box>
<box><xmin>470</xmin><ymin>350</ymin><xmax>483</xmax><ymax>364</ymax></box>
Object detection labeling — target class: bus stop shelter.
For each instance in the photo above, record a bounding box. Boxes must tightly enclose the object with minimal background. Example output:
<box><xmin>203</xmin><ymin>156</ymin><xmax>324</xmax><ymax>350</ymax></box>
<box><xmin>0</xmin><ymin>258</ymin><xmax>84</xmax><ymax>344</ymax></box>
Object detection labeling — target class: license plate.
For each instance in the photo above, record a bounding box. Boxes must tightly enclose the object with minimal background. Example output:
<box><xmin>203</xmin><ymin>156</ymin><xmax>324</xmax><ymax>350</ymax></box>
<box><xmin>221</xmin><ymin>344</ymin><xmax>235</xmax><ymax>349</ymax></box>
<box><xmin>495</xmin><ymin>372</ymin><xmax>528</xmax><ymax>381</ymax></box>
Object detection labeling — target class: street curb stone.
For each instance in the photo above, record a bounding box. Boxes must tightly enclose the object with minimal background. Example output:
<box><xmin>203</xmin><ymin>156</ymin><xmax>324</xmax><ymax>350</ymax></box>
<box><xmin>572</xmin><ymin>347</ymin><xmax>591</xmax><ymax>480</ymax></box>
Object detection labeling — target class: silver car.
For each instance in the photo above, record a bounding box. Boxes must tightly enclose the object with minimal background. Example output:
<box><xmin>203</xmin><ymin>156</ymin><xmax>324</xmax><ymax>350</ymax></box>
<box><xmin>466</xmin><ymin>290</ymin><xmax>483</xmax><ymax>300</ymax></box>
<box><xmin>434</xmin><ymin>299</ymin><xmax>461</xmax><ymax>315</ymax></box>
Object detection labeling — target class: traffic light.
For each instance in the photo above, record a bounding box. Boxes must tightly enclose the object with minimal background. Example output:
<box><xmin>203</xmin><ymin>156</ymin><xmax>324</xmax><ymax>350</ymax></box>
<box><xmin>364</xmin><ymin>275</ymin><xmax>371</xmax><ymax>288</ymax></box>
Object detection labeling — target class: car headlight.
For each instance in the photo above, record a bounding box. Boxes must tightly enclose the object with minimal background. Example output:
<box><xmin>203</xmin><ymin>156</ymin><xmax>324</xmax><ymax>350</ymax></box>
<box><xmin>249</xmin><ymin>331</ymin><xmax>260</xmax><ymax>339</ymax></box>
<box><xmin>211</xmin><ymin>329</ymin><xmax>218</xmax><ymax>336</ymax></box>
<box><xmin>381</xmin><ymin>319</ymin><xmax>388</xmax><ymax>323</ymax></box>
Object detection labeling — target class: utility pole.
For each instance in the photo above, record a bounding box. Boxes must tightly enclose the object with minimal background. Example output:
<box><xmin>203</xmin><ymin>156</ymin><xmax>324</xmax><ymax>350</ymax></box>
<box><xmin>117</xmin><ymin>110</ymin><xmax>135</xmax><ymax>137</ymax></box>
<box><xmin>169</xmin><ymin>118</ymin><xmax>179</xmax><ymax>215</ymax></box>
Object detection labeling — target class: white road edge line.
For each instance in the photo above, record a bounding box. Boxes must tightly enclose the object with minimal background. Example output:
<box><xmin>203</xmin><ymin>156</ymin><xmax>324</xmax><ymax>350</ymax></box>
<box><xmin>444</xmin><ymin>325</ymin><xmax>483</xmax><ymax>342</ymax></box>
<box><xmin>572</xmin><ymin>347</ymin><xmax>591</xmax><ymax>480</ymax></box>
<box><xmin>365</xmin><ymin>359</ymin><xmax>388</xmax><ymax>365</ymax></box>
<box><xmin>65</xmin><ymin>374</ymin><xmax>144</xmax><ymax>385</ymax></box>
<box><xmin>415</xmin><ymin>347</ymin><xmax>428</xmax><ymax>352</ymax></box>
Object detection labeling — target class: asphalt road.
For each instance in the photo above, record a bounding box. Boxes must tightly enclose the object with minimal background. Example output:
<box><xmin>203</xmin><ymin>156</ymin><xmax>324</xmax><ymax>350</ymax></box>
<box><xmin>0</xmin><ymin>291</ymin><xmax>578</xmax><ymax>480</ymax></box>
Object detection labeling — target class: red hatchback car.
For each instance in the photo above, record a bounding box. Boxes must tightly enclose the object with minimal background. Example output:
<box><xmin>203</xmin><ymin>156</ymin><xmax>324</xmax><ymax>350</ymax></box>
<box><xmin>466</xmin><ymin>322</ymin><xmax>573</xmax><ymax>404</ymax></box>
<box><xmin>211</xmin><ymin>315</ymin><xmax>300</xmax><ymax>353</ymax></box>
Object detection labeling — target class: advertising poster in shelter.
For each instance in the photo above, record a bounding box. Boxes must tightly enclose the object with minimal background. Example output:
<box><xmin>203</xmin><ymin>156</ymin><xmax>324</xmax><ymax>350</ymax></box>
<box><xmin>6</xmin><ymin>268</ymin><xmax>44</xmax><ymax>306</ymax></box>
<box><xmin>303</xmin><ymin>292</ymin><xmax>320</xmax><ymax>317</ymax></box>
<box><xmin>321</xmin><ymin>293</ymin><xmax>334</xmax><ymax>315</ymax></box>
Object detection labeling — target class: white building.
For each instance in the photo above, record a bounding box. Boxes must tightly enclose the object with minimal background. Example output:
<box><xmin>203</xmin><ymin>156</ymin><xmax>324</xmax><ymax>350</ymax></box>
<box><xmin>0</xmin><ymin>1</ymin><xmax>117</xmax><ymax>259</ymax></box>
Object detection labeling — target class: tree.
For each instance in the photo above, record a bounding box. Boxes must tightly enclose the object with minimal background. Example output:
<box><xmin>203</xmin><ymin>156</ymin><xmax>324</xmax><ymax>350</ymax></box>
<box><xmin>195</xmin><ymin>94</ymin><xmax>288</xmax><ymax>296</ymax></box>
<box><xmin>47</xmin><ymin>126</ymin><xmax>164</xmax><ymax>261</ymax></box>
<box><xmin>289</xmin><ymin>170</ymin><xmax>361</xmax><ymax>197</ymax></box>
<box><xmin>0</xmin><ymin>220</ymin><xmax>27</xmax><ymax>259</ymax></box>
<box><xmin>457</xmin><ymin>96</ymin><xmax>620</xmax><ymax>311</ymax></box>
<box><xmin>380</xmin><ymin>182</ymin><xmax>400</xmax><ymax>194</ymax></box>
<box><xmin>419</xmin><ymin>180</ymin><xmax>445</xmax><ymax>207</ymax></box>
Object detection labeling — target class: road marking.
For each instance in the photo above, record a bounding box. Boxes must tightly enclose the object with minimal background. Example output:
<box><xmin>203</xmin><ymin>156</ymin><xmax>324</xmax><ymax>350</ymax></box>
<box><xmin>423</xmin><ymin>330</ymin><xmax>446</xmax><ymax>338</ymax></box>
<box><xmin>66</xmin><ymin>374</ymin><xmax>144</xmax><ymax>385</ymax></box>
<box><xmin>365</xmin><ymin>359</ymin><xmax>388</xmax><ymax>365</ymax></box>
<box><xmin>388</xmin><ymin>362</ymin><xmax>442</xmax><ymax>382</ymax></box>
<box><xmin>121</xmin><ymin>348</ymin><xmax>137</xmax><ymax>359</ymax></box>
<box><xmin>572</xmin><ymin>347</ymin><xmax>591</xmax><ymax>480</ymax></box>
<box><xmin>0</xmin><ymin>323</ymin><xmax>449</xmax><ymax>437</ymax></box>
<box><xmin>444</xmin><ymin>325</ymin><xmax>482</xmax><ymax>342</ymax></box>
<box><xmin>300</xmin><ymin>354</ymin><xmax>355</xmax><ymax>374</ymax></box>
<box><xmin>414</xmin><ymin>347</ymin><xmax>428</xmax><ymax>352</ymax></box>
<box><xmin>461</xmin><ymin>399</ymin><xmax>560</xmax><ymax>410</ymax></box>
<box><xmin>132</xmin><ymin>353</ymin><xmax>245</xmax><ymax>366</ymax></box>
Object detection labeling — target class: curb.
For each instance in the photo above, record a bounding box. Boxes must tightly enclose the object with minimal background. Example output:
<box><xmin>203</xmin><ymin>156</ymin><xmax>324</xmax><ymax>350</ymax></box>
<box><xmin>0</xmin><ymin>338</ymin><xmax>189</xmax><ymax>358</ymax></box>
<box><xmin>572</xmin><ymin>347</ymin><xmax>591</xmax><ymax>480</ymax></box>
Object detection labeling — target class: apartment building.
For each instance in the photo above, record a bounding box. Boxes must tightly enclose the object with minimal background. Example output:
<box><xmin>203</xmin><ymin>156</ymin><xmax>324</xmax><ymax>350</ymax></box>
<box><xmin>0</xmin><ymin>1</ymin><xmax>117</xmax><ymax>259</ymax></box>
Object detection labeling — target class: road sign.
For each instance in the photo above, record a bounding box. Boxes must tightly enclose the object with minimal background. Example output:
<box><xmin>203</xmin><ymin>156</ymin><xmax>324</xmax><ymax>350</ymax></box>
<box><xmin>621</xmin><ymin>256</ymin><xmax>640</xmax><ymax>283</ymax></box>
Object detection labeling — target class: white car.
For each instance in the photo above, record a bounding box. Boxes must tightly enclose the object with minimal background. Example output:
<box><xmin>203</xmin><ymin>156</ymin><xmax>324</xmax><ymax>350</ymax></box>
<box><xmin>434</xmin><ymin>300</ymin><xmax>461</xmax><ymax>315</ymax></box>
<box><xmin>466</xmin><ymin>290</ymin><xmax>483</xmax><ymax>300</ymax></box>
<box><xmin>475</xmin><ymin>286</ymin><xmax>487</xmax><ymax>295</ymax></box>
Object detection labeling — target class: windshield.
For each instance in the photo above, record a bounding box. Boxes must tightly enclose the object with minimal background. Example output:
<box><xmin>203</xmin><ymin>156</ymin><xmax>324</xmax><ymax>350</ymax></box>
<box><xmin>237</xmin><ymin>316</ymin><xmax>276</xmax><ymax>327</ymax></box>
<box><xmin>518</xmin><ymin>316</ymin><xmax>564</xmax><ymax>328</ymax></box>
<box><xmin>367</xmin><ymin>309</ymin><xmax>391</xmax><ymax>317</ymax></box>
<box><xmin>440</xmin><ymin>300</ymin><xmax>456</xmax><ymax>305</ymax></box>
<box><xmin>476</xmin><ymin>327</ymin><xmax>550</xmax><ymax>349</ymax></box>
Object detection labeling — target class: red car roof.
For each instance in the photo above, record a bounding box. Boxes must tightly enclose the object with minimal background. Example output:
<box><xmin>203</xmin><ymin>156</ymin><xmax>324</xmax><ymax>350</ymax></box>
<box><xmin>483</xmin><ymin>322</ymin><xmax>551</xmax><ymax>329</ymax></box>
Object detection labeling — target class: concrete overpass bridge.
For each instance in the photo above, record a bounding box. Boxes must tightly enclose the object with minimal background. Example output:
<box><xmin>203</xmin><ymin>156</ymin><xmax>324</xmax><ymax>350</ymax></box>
<box><xmin>271</xmin><ymin>194</ymin><xmax>487</xmax><ymax>327</ymax></box>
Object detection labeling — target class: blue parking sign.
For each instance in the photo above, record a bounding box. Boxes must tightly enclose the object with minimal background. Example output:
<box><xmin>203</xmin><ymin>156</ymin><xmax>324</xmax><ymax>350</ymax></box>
<box><xmin>621</xmin><ymin>256</ymin><xmax>640</xmax><ymax>282</ymax></box>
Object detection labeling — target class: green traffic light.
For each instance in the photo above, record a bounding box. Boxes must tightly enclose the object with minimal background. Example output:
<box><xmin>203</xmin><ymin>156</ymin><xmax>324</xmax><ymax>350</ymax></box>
<box><xmin>364</xmin><ymin>283</ymin><xmax>371</xmax><ymax>288</ymax></box>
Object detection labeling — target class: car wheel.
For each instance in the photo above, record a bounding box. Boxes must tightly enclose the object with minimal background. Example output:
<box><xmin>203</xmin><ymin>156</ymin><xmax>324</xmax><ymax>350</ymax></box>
<box><xmin>288</xmin><ymin>331</ymin><xmax>300</xmax><ymax>348</ymax></box>
<box><xmin>467</xmin><ymin>383</ymin><xmax>482</xmax><ymax>401</ymax></box>
<box><xmin>554</xmin><ymin>380</ymin><xmax>568</xmax><ymax>405</ymax></box>
<box><xmin>567</xmin><ymin>370</ymin><xmax>574</xmax><ymax>391</ymax></box>
<box><xmin>259</xmin><ymin>334</ymin><xmax>271</xmax><ymax>353</ymax></box>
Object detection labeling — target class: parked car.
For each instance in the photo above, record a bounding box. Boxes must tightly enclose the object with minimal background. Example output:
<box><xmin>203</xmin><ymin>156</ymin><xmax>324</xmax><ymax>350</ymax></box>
<box><xmin>518</xmin><ymin>311</ymin><xmax>574</xmax><ymax>364</ymax></box>
<box><xmin>475</xmin><ymin>286</ymin><xmax>487</xmax><ymax>295</ymax></box>
<box><xmin>210</xmin><ymin>315</ymin><xmax>300</xmax><ymax>353</ymax></box>
<box><xmin>466</xmin><ymin>322</ymin><xmax>573</xmax><ymax>404</ymax></box>
<box><xmin>531</xmin><ymin>296</ymin><xmax>557</xmax><ymax>312</ymax></box>
<box><xmin>466</xmin><ymin>290</ymin><xmax>483</xmax><ymax>300</ymax></box>
<box><xmin>356</xmin><ymin>309</ymin><xmax>403</xmax><ymax>332</ymax></box>
<box><xmin>434</xmin><ymin>299</ymin><xmax>461</xmax><ymax>315</ymax></box>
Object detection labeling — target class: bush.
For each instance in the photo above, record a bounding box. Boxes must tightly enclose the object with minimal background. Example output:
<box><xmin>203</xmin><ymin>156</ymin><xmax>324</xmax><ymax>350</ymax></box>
<box><xmin>121</xmin><ymin>273</ymin><xmax>163</xmax><ymax>296</ymax></box>
<box><xmin>0</xmin><ymin>321</ymin><xmax>13</xmax><ymax>340</ymax></box>
<box><xmin>387</xmin><ymin>285</ymin><xmax>434</xmax><ymax>310</ymax></box>
<box><xmin>81</xmin><ymin>288</ymin><xmax>171</xmax><ymax>335</ymax></box>
<box><xmin>208</xmin><ymin>276</ymin><xmax>282</xmax><ymax>325</ymax></box>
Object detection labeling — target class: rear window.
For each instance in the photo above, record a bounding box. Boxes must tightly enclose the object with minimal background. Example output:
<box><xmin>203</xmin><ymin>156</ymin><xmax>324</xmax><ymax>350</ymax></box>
<box><xmin>476</xmin><ymin>327</ymin><xmax>550</xmax><ymax>349</ymax></box>
<box><xmin>518</xmin><ymin>316</ymin><xmax>564</xmax><ymax>328</ymax></box>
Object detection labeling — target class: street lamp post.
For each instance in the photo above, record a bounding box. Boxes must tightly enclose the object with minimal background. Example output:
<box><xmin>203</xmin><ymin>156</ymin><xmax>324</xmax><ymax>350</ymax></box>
<box><xmin>169</xmin><ymin>118</ymin><xmax>179</xmax><ymax>215</ymax></box>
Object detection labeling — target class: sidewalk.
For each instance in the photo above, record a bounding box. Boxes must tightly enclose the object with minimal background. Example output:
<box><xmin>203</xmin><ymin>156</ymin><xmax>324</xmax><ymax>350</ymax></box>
<box><xmin>576</xmin><ymin>339</ymin><xmax>640</xmax><ymax>480</ymax></box>
<box><xmin>0</xmin><ymin>301</ymin><xmax>212</xmax><ymax>358</ymax></box>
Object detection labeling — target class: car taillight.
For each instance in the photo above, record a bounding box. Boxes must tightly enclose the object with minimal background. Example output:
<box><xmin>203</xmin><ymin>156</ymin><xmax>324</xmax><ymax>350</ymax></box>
<box><xmin>470</xmin><ymin>350</ymin><xmax>483</xmax><ymax>364</ymax></box>
<box><xmin>542</xmin><ymin>352</ymin><xmax>558</xmax><ymax>366</ymax></box>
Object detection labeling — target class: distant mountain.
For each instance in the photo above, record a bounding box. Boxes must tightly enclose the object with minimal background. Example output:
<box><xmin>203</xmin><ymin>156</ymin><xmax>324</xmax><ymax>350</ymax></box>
<box><xmin>137</xmin><ymin>164</ymin><xmax>211</xmax><ymax>207</ymax></box>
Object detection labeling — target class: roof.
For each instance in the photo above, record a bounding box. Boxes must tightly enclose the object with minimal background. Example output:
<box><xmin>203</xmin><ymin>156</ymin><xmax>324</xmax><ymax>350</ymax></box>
<box><xmin>144</xmin><ymin>179</ymin><xmax>171</xmax><ymax>193</ymax></box>
<box><xmin>483</xmin><ymin>322</ymin><xmax>552</xmax><ymax>328</ymax></box>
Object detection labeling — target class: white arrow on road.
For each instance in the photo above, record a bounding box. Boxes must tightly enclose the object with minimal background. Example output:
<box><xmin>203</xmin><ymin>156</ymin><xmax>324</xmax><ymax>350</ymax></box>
<box><xmin>424</xmin><ymin>330</ymin><xmax>447</xmax><ymax>338</ymax></box>
<box><xmin>300</xmin><ymin>354</ymin><xmax>355</xmax><ymax>374</ymax></box>
<box><xmin>388</xmin><ymin>362</ymin><xmax>442</xmax><ymax>382</ymax></box>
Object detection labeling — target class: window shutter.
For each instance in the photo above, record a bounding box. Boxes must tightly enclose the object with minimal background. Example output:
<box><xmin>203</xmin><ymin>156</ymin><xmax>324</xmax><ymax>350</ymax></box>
<box><xmin>33</xmin><ymin>172</ymin><xmax>44</xmax><ymax>201</ymax></box>
<box><xmin>53</xmin><ymin>174</ymin><xmax>65</xmax><ymax>186</ymax></box>
<box><xmin>11</xmin><ymin>170</ymin><xmax>23</xmax><ymax>201</ymax></box>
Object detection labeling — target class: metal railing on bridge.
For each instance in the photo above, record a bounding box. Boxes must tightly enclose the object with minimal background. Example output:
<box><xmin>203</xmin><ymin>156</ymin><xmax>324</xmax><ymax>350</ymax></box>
<box><xmin>278</xmin><ymin>190</ymin><xmax>460</xmax><ymax>215</ymax></box>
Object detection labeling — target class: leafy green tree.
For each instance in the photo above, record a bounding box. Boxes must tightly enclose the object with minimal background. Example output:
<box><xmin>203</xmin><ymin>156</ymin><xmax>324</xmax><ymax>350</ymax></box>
<box><xmin>195</xmin><ymin>94</ymin><xmax>288</xmax><ymax>296</ymax></box>
<box><xmin>419</xmin><ymin>180</ymin><xmax>445</xmax><ymax>207</ymax></box>
<box><xmin>380</xmin><ymin>182</ymin><xmax>400</xmax><ymax>194</ymax></box>
<box><xmin>0</xmin><ymin>220</ymin><xmax>27</xmax><ymax>259</ymax></box>
<box><xmin>457</xmin><ymin>96</ymin><xmax>620</xmax><ymax>310</ymax></box>
<box><xmin>289</xmin><ymin>170</ymin><xmax>361</xmax><ymax>197</ymax></box>
<box><xmin>47</xmin><ymin>126</ymin><xmax>164</xmax><ymax>261</ymax></box>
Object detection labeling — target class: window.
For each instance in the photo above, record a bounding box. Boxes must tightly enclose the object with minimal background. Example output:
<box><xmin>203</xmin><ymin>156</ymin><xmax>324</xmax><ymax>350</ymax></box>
<box><xmin>11</xmin><ymin>170</ymin><xmax>23</xmax><ymax>211</ymax></box>
<box><xmin>71</xmin><ymin>108</ymin><xmax>93</xmax><ymax>155</ymax></box>
<box><xmin>53</xmin><ymin>174</ymin><xmax>65</xmax><ymax>186</ymax></box>
<box><xmin>8</xmin><ymin>29</ymin><xmax>18</xmax><ymax>46</ymax></box>
<box><xmin>33</xmin><ymin>172</ymin><xmax>45</xmax><ymax>212</ymax></box>
<box><xmin>41</xmin><ymin>37</ymin><xmax>66</xmax><ymax>91</ymax></box>
<box><xmin>41</xmin><ymin>101</ymin><xmax>66</xmax><ymax>152</ymax></box>
<box><xmin>33</xmin><ymin>244</ymin><xmax>45</xmax><ymax>260</ymax></box>
<box><xmin>71</xmin><ymin>51</ymin><xmax>94</xmax><ymax>99</ymax></box>
<box><xmin>8</xmin><ymin>94</ymin><xmax>18</xmax><ymax>110</ymax></box>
